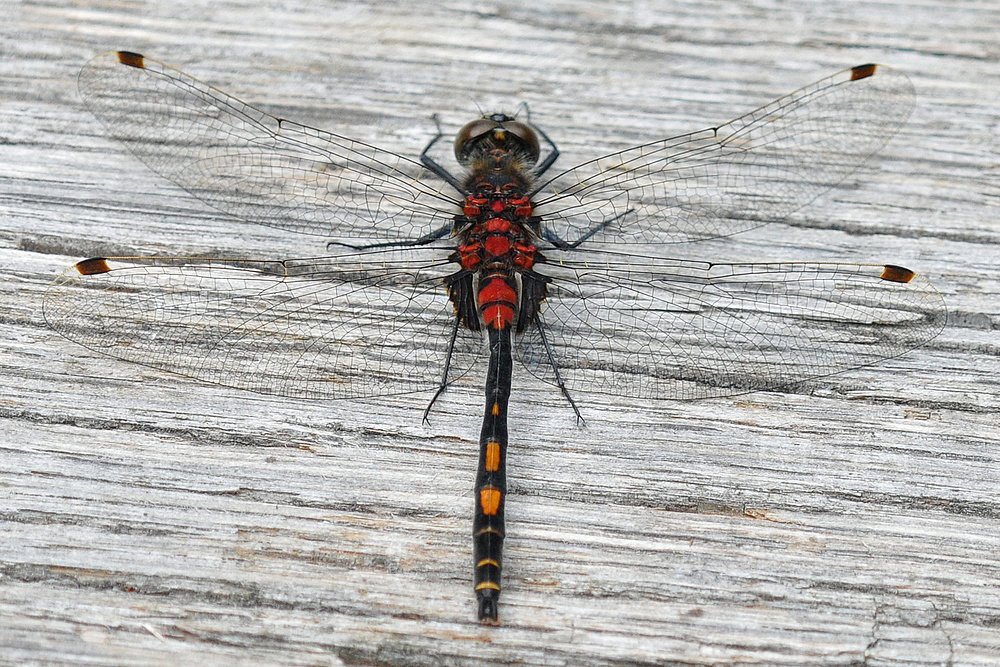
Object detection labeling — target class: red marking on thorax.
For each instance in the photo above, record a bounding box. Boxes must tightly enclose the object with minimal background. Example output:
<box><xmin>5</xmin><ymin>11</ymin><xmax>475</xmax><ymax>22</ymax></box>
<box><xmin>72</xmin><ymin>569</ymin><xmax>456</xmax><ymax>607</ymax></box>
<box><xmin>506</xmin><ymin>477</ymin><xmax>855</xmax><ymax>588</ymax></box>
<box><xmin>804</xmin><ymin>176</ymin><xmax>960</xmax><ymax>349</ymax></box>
<box><xmin>484</xmin><ymin>236</ymin><xmax>511</xmax><ymax>257</ymax></box>
<box><xmin>459</xmin><ymin>243</ymin><xmax>482</xmax><ymax>270</ymax></box>
<box><xmin>507</xmin><ymin>195</ymin><xmax>532</xmax><ymax>217</ymax></box>
<box><xmin>486</xmin><ymin>218</ymin><xmax>510</xmax><ymax>233</ymax></box>
<box><xmin>463</xmin><ymin>195</ymin><xmax>488</xmax><ymax>217</ymax></box>
<box><xmin>512</xmin><ymin>243</ymin><xmax>536</xmax><ymax>269</ymax></box>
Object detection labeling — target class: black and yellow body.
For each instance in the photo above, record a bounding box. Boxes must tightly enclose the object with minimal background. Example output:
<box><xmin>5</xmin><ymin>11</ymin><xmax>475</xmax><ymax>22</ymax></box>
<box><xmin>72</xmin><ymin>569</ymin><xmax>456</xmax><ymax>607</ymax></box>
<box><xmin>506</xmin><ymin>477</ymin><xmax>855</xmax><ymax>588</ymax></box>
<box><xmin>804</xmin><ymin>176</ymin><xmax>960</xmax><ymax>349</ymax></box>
<box><xmin>472</xmin><ymin>324</ymin><xmax>512</xmax><ymax>623</ymax></box>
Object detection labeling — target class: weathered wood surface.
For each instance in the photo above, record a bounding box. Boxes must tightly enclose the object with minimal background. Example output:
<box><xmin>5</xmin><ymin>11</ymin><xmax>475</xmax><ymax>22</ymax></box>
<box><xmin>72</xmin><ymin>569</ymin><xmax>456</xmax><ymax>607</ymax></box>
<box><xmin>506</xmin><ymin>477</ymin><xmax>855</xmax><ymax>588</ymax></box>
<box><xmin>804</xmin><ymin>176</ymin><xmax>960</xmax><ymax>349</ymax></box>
<box><xmin>2</xmin><ymin>1</ymin><xmax>998</xmax><ymax>665</ymax></box>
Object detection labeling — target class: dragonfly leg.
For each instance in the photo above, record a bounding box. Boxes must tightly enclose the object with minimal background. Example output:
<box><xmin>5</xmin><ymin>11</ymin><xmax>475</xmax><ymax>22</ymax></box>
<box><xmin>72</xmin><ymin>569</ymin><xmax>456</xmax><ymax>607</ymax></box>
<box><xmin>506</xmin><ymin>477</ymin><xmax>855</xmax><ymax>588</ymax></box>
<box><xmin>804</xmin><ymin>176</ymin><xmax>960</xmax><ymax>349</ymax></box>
<box><xmin>533</xmin><ymin>316</ymin><xmax>584</xmax><ymax>424</ymax></box>
<box><xmin>420</xmin><ymin>114</ymin><xmax>466</xmax><ymax>194</ymax></box>
<box><xmin>422</xmin><ymin>316</ymin><xmax>462</xmax><ymax>425</ymax></box>
<box><xmin>541</xmin><ymin>207</ymin><xmax>635</xmax><ymax>250</ymax></box>
<box><xmin>518</xmin><ymin>103</ymin><xmax>560</xmax><ymax>178</ymax></box>
<box><xmin>326</xmin><ymin>223</ymin><xmax>452</xmax><ymax>251</ymax></box>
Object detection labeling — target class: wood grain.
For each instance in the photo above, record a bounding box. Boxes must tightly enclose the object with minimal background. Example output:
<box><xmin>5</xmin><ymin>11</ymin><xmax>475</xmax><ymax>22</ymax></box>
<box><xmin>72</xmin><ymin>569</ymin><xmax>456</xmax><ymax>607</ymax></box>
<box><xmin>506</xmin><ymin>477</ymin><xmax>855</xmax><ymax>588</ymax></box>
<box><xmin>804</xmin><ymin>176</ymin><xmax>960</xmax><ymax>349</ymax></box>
<box><xmin>2</xmin><ymin>0</ymin><xmax>999</xmax><ymax>664</ymax></box>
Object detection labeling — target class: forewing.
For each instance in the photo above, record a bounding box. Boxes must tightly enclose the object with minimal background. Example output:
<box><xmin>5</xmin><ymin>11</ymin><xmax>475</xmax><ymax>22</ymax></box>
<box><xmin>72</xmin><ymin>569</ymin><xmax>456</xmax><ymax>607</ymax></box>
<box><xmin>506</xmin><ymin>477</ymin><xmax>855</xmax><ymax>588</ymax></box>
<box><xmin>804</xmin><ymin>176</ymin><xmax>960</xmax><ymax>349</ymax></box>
<box><xmin>533</xmin><ymin>64</ymin><xmax>915</xmax><ymax>247</ymax></box>
<box><xmin>78</xmin><ymin>51</ymin><xmax>456</xmax><ymax>243</ymax></box>
<box><xmin>43</xmin><ymin>250</ymin><xmax>481</xmax><ymax>399</ymax></box>
<box><xmin>517</xmin><ymin>258</ymin><xmax>945</xmax><ymax>399</ymax></box>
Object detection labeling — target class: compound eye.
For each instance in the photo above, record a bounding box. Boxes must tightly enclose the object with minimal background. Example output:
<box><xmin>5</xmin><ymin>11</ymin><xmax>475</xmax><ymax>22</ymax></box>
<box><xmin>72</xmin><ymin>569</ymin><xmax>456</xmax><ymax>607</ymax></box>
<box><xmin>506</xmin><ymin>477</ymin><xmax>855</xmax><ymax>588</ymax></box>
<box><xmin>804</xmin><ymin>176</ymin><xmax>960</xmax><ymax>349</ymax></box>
<box><xmin>499</xmin><ymin>121</ymin><xmax>540</xmax><ymax>162</ymax></box>
<box><xmin>454</xmin><ymin>119</ymin><xmax>499</xmax><ymax>161</ymax></box>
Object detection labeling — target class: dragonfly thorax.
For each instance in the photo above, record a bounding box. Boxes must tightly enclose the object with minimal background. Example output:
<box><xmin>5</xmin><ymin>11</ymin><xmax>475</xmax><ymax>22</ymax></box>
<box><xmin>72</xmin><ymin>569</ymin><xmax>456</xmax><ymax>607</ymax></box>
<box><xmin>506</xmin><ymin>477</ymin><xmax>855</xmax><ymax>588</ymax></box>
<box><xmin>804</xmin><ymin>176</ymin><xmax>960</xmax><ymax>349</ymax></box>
<box><xmin>447</xmin><ymin>184</ymin><xmax>549</xmax><ymax>334</ymax></box>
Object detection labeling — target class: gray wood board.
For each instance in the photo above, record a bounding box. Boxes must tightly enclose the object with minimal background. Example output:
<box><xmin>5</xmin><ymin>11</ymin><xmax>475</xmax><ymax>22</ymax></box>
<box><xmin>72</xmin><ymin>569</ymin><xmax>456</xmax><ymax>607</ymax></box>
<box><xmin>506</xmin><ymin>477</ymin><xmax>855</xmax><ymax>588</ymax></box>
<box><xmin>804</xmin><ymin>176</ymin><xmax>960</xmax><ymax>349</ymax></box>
<box><xmin>2</xmin><ymin>1</ymin><xmax>998</xmax><ymax>665</ymax></box>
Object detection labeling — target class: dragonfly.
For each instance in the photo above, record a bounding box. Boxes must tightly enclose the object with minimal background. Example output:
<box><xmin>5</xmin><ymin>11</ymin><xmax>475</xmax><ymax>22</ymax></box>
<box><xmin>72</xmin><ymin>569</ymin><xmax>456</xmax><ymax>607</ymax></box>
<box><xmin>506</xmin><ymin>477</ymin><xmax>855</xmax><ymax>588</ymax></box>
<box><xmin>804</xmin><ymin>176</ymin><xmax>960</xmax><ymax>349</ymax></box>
<box><xmin>43</xmin><ymin>52</ymin><xmax>946</xmax><ymax>623</ymax></box>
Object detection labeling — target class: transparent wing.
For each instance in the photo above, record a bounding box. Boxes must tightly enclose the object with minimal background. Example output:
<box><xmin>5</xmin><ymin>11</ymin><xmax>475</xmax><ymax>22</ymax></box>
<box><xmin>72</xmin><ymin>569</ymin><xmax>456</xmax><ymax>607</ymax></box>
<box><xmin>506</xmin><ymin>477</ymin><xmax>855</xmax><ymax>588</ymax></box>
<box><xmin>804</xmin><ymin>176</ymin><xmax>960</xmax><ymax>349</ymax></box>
<box><xmin>78</xmin><ymin>51</ymin><xmax>457</xmax><ymax>244</ymax></box>
<box><xmin>533</xmin><ymin>64</ymin><xmax>915</xmax><ymax>247</ymax></box>
<box><xmin>65</xmin><ymin>55</ymin><xmax>941</xmax><ymax>405</ymax></box>
<box><xmin>42</xmin><ymin>248</ymin><xmax>483</xmax><ymax>399</ymax></box>
<box><xmin>517</xmin><ymin>257</ymin><xmax>946</xmax><ymax>399</ymax></box>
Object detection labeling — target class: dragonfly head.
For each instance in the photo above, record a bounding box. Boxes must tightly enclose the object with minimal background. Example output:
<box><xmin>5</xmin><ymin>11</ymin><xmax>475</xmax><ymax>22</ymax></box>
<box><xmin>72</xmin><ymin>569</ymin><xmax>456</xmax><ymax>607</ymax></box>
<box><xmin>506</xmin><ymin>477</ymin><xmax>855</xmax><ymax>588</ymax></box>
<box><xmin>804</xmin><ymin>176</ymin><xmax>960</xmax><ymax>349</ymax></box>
<box><xmin>454</xmin><ymin>113</ymin><xmax>541</xmax><ymax>168</ymax></box>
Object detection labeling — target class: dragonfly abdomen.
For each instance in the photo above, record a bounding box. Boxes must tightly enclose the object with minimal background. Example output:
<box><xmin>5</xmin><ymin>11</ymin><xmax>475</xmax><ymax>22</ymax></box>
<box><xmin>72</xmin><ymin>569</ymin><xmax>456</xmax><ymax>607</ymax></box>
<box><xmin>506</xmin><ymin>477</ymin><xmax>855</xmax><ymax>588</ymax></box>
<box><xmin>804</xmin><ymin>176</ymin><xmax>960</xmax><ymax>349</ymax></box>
<box><xmin>454</xmin><ymin>189</ymin><xmax>547</xmax><ymax>622</ymax></box>
<box><xmin>473</xmin><ymin>322</ymin><xmax>513</xmax><ymax>623</ymax></box>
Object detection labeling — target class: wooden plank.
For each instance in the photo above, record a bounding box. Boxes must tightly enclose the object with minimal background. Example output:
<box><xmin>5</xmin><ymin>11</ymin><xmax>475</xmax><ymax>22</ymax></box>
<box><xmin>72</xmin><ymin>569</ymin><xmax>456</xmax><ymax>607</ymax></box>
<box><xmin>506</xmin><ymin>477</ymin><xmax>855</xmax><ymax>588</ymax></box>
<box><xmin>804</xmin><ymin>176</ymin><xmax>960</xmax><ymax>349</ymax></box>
<box><xmin>2</xmin><ymin>0</ymin><xmax>999</xmax><ymax>664</ymax></box>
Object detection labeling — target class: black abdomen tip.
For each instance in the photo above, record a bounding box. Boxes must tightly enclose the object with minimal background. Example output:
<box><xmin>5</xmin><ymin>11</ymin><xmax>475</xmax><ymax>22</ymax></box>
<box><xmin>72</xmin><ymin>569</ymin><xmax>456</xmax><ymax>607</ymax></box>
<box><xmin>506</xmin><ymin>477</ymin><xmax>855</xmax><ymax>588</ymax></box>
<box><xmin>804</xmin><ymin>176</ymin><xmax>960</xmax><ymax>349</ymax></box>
<box><xmin>478</xmin><ymin>592</ymin><xmax>500</xmax><ymax>624</ymax></box>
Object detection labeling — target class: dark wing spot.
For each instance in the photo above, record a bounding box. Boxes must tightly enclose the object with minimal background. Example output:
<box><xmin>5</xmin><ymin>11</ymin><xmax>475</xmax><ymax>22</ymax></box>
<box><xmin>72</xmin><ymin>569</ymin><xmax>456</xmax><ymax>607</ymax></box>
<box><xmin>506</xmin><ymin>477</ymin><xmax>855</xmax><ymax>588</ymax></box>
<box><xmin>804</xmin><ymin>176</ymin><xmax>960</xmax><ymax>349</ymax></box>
<box><xmin>880</xmin><ymin>264</ymin><xmax>915</xmax><ymax>283</ymax></box>
<box><xmin>850</xmin><ymin>63</ymin><xmax>878</xmax><ymax>81</ymax></box>
<box><xmin>75</xmin><ymin>257</ymin><xmax>111</xmax><ymax>276</ymax></box>
<box><xmin>116</xmin><ymin>51</ymin><xmax>145</xmax><ymax>69</ymax></box>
